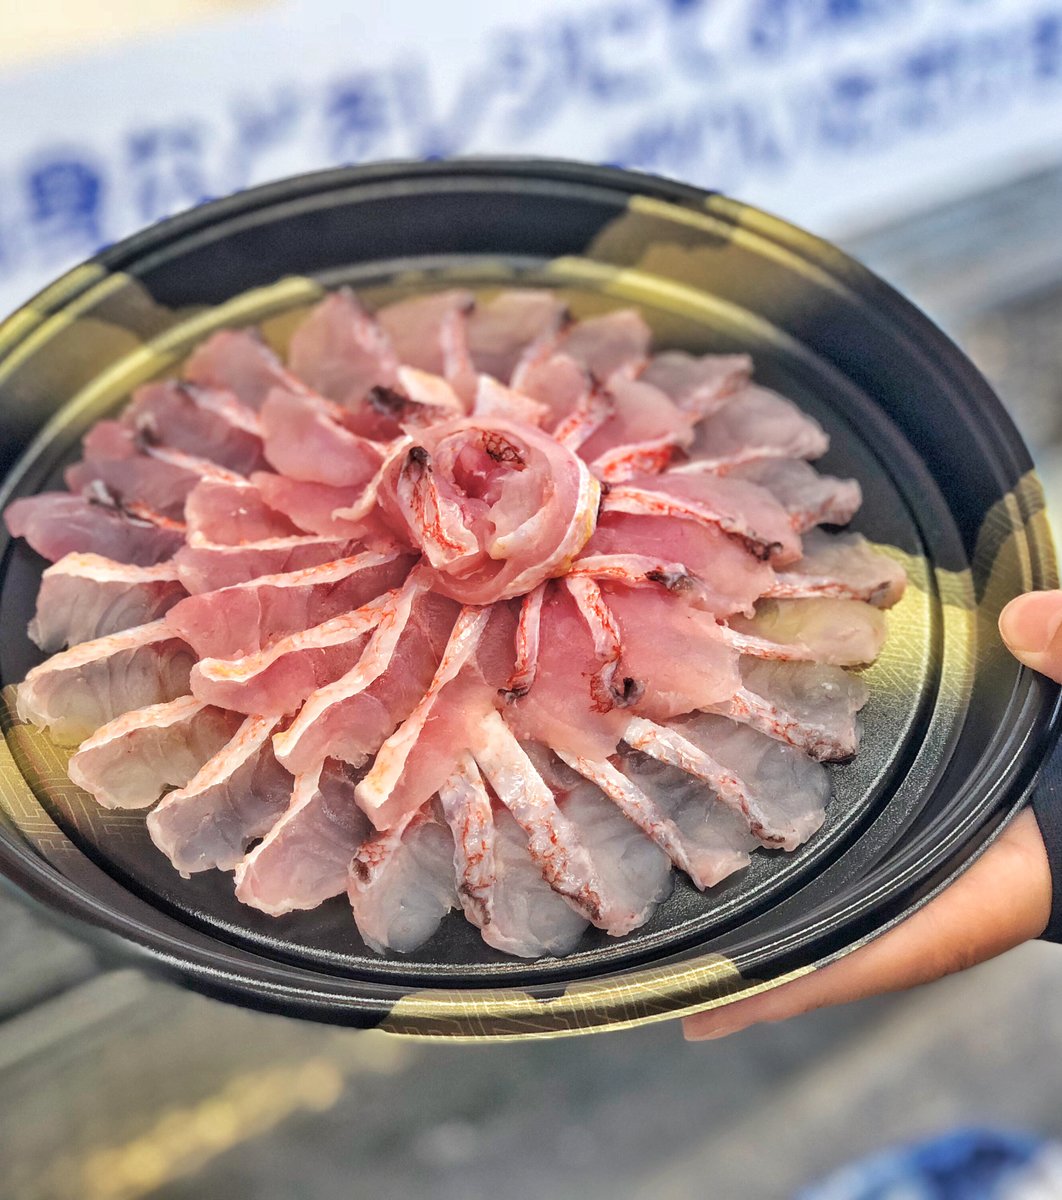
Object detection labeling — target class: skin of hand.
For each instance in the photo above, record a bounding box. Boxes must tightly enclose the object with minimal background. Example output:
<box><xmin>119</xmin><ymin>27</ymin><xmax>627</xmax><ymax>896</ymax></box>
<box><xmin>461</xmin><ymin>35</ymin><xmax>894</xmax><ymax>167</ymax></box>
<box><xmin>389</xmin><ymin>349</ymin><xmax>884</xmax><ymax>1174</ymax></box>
<box><xmin>683</xmin><ymin>590</ymin><xmax>1062</xmax><ymax>1042</ymax></box>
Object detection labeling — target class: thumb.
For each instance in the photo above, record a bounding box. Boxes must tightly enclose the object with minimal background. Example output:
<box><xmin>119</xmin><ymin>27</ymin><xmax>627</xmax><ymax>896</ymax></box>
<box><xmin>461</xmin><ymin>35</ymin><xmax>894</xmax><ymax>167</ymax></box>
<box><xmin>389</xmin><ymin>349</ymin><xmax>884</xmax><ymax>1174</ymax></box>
<box><xmin>999</xmin><ymin>590</ymin><xmax>1062</xmax><ymax>683</ymax></box>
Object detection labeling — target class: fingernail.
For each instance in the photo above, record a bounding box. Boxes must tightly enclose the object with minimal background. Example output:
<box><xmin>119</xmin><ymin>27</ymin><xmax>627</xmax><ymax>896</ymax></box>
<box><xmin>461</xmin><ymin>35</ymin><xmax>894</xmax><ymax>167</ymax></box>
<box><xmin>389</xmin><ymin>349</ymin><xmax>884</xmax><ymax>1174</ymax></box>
<box><xmin>999</xmin><ymin>591</ymin><xmax>1062</xmax><ymax>656</ymax></box>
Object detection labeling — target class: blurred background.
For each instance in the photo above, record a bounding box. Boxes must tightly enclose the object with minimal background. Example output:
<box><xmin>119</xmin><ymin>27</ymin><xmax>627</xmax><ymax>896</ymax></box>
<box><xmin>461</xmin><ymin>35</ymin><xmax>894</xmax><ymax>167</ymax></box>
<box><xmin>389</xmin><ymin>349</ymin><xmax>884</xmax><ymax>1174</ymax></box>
<box><xmin>3</xmin><ymin>1</ymin><xmax>1062</xmax><ymax>1197</ymax></box>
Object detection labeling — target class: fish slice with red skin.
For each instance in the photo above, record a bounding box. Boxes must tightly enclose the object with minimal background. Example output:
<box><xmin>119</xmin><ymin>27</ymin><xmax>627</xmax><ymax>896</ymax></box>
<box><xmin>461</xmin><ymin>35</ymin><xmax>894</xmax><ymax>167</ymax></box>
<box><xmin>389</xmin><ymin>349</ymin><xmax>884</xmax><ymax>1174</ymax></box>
<box><xmin>272</xmin><ymin>581</ymin><xmax>459</xmax><ymax>776</ymax></box>
<box><xmin>148</xmin><ymin>714</ymin><xmax>292</xmax><ymax>875</ymax></box>
<box><xmin>67</xmin><ymin>697</ymin><xmax>242</xmax><ymax>809</ymax></box>
<box><xmin>190</xmin><ymin>595</ymin><xmax>389</xmax><ymax>715</ymax></box>
<box><xmin>560</xmin><ymin>309</ymin><xmax>651</xmax><ymax>383</ymax></box>
<box><xmin>725</xmin><ymin>598</ymin><xmax>887</xmax><ymax>666</ymax></box>
<box><xmin>183</xmin><ymin>477</ymin><xmax>302</xmax><ymax>544</ymax></box>
<box><xmin>766</xmin><ymin>529</ymin><xmax>907</xmax><ymax>608</ymax></box>
<box><xmin>466</xmin><ymin>290</ymin><xmax>569</xmax><ymax>384</ymax></box>
<box><xmin>67</xmin><ymin>439</ymin><xmax>246</xmax><ymax>522</ymax></box>
<box><xmin>355</xmin><ymin>606</ymin><xmax>497</xmax><ymax>830</ymax></box>
<box><xmin>640</xmin><ymin>351</ymin><xmax>752</xmax><ymax>418</ymax></box>
<box><xmin>379</xmin><ymin>416</ymin><xmax>599</xmax><ymax>604</ymax></box>
<box><xmin>604</xmin><ymin>585</ymin><xmax>742</xmax><ymax>721</ymax></box>
<box><xmin>124</xmin><ymin>380</ymin><xmax>268</xmax><ymax>475</ymax></box>
<box><xmin>17</xmin><ymin>619</ymin><xmax>195</xmax><ymax>744</ymax></box>
<box><xmin>165</xmin><ymin>549</ymin><xmax>412</xmax><ymax>659</ymax></box>
<box><xmin>259</xmin><ymin>388</ymin><xmax>386</xmax><ymax>488</ymax></box>
<box><xmin>348</xmin><ymin>805</ymin><xmax>459</xmax><ymax>954</ymax></box>
<box><xmin>580</xmin><ymin>511</ymin><xmax>774</xmax><ymax>617</ymax></box>
<box><xmin>625</xmin><ymin>714</ymin><xmax>830</xmax><ymax>852</ymax></box>
<box><xmin>731</xmin><ymin>458</ymin><xmax>862</xmax><ymax>532</ymax></box>
<box><xmin>604</xmin><ymin>470</ymin><xmax>802</xmax><ymax>565</ymax></box>
<box><xmin>620</xmin><ymin>750</ymin><xmax>760</xmax><ymax>887</ymax></box>
<box><xmin>713</xmin><ymin>658</ymin><xmax>870</xmax><ymax>761</ymax></box>
<box><xmin>676</xmin><ymin>385</ymin><xmax>829</xmax><ymax>472</ymax></box>
<box><xmin>4</xmin><ymin>492</ymin><xmax>185</xmax><ymax>566</ymax></box>
<box><xmin>29</xmin><ymin>553</ymin><xmax>186</xmax><ymax>652</ymax></box>
<box><xmin>173</xmin><ymin>533</ymin><xmax>366</xmax><ymax>594</ymax></box>
<box><xmin>287</xmin><ymin>289</ymin><xmax>400</xmax><ymax>421</ymax></box>
<box><xmin>505</xmin><ymin>583</ymin><xmax>630</xmax><ymax>761</ymax></box>
<box><xmin>234</xmin><ymin>759</ymin><xmax>371</xmax><ymax>915</ymax></box>
<box><xmin>183</xmin><ymin>328</ymin><xmax>306</xmax><ymax>410</ymax></box>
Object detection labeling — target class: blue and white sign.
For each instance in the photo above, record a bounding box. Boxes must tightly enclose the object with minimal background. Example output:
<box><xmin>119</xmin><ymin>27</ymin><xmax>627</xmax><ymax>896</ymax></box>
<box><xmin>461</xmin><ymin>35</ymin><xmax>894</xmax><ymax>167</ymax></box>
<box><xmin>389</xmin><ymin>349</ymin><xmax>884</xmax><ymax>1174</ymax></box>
<box><xmin>2</xmin><ymin>0</ymin><xmax>1062</xmax><ymax>316</ymax></box>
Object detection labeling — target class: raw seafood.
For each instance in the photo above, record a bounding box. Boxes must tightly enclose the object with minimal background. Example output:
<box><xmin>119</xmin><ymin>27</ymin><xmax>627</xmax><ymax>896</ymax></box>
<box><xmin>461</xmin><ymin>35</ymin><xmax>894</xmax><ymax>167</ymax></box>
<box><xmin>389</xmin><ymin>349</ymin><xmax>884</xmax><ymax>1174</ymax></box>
<box><xmin>4</xmin><ymin>288</ymin><xmax>906</xmax><ymax>960</ymax></box>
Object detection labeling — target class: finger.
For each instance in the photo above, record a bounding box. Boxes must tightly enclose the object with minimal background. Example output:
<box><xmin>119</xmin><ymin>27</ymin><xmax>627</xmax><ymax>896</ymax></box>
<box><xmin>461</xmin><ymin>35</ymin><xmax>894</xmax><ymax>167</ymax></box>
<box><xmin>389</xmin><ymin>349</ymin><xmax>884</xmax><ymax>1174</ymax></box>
<box><xmin>683</xmin><ymin>807</ymin><xmax>1051</xmax><ymax>1041</ymax></box>
<box><xmin>999</xmin><ymin>591</ymin><xmax>1062</xmax><ymax>683</ymax></box>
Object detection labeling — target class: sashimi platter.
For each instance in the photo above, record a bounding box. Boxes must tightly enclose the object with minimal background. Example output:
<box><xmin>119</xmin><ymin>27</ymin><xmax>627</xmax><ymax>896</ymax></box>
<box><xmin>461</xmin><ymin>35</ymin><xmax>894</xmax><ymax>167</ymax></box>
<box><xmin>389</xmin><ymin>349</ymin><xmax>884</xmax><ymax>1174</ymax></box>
<box><xmin>0</xmin><ymin>162</ymin><xmax>1055</xmax><ymax>1036</ymax></box>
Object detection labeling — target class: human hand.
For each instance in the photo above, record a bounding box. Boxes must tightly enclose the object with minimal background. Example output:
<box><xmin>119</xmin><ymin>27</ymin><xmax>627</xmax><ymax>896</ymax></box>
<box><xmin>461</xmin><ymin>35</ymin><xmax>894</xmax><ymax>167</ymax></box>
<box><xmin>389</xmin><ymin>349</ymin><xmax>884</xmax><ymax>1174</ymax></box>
<box><xmin>683</xmin><ymin>590</ymin><xmax>1061</xmax><ymax>1041</ymax></box>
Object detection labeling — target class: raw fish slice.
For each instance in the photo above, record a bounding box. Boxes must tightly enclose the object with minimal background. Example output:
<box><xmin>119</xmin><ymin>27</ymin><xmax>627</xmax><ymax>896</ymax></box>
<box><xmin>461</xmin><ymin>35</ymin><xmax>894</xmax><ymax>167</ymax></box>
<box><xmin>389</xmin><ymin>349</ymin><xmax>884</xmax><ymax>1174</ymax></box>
<box><xmin>560</xmin><ymin>779</ymin><xmax>673</xmax><ymax>932</ymax></box>
<box><xmin>380</xmin><ymin>416</ymin><xmax>600</xmax><ymax>604</ymax></box>
<box><xmin>249</xmin><ymin>472</ymin><xmax>369</xmax><ymax>538</ymax></box>
<box><xmin>640</xmin><ymin>351</ymin><xmax>752</xmax><ymax>417</ymax></box>
<box><xmin>17</xmin><ymin>619</ymin><xmax>195</xmax><ymax>744</ymax></box>
<box><xmin>502</xmin><ymin>582</ymin><xmax>546</xmax><ymax>699</ymax></box>
<box><xmin>581</xmin><ymin>512</ymin><xmax>774</xmax><ymax>617</ymax></box>
<box><xmin>67</xmin><ymin>697</ymin><xmax>241</xmax><ymax>809</ymax></box>
<box><xmin>605</xmin><ymin>472</ymin><xmax>801</xmax><ymax>564</ymax></box>
<box><xmin>438</xmin><ymin>754</ymin><xmax>495</xmax><ymax>929</ymax></box>
<box><xmin>165</xmin><ymin>549</ymin><xmax>411</xmax><ymax>658</ymax></box>
<box><xmin>439</xmin><ymin>306</ymin><xmax>478</xmax><ymax>405</ymax></box>
<box><xmin>29</xmin><ymin>553</ymin><xmax>186</xmax><ymax>652</ymax></box>
<box><xmin>376</xmin><ymin>290</ymin><xmax>474</xmax><ymax>377</ymax></box>
<box><xmin>505</xmin><ymin>584</ymin><xmax>630</xmax><ymax>760</ymax></box>
<box><xmin>680</xmin><ymin>385</ymin><xmax>829</xmax><ymax>472</ymax></box>
<box><xmin>173</xmin><ymin>533</ymin><xmax>364</xmax><ymax>594</ymax></box>
<box><xmin>472</xmin><ymin>376</ymin><xmax>549</xmax><ymax>426</ymax></box>
<box><xmin>551</xmin><ymin>385</ymin><xmax>614</xmax><ymax>452</ymax></box>
<box><xmin>471</xmin><ymin>710</ymin><xmax>623</xmax><ymax>931</ymax></box>
<box><xmin>126</xmin><ymin>380</ymin><xmax>268</xmax><ymax>475</ymax></box>
<box><xmin>511</xmin><ymin>353</ymin><xmax>592</xmax><ymax>430</ymax></box>
<box><xmin>184</xmin><ymin>477</ymin><xmax>301</xmax><ymax>544</ymax></box>
<box><xmin>4</xmin><ymin>492</ymin><xmax>185</xmax><ymax>565</ymax></box>
<box><xmin>273</xmin><ymin>579</ymin><xmax>456</xmax><ymax>775</ymax></box>
<box><xmin>287</xmin><ymin>289</ymin><xmax>399</xmax><ymax>412</ymax></box>
<box><xmin>620</xmin><ymin>751</ymin><xmax>758</xmax><ymax>886</ymax></box>
<box><xmin>466</xmin><ymin>290</ymin><xmax>568</xmax><ymax>383</ymax></box>
<box><xmin>148</xmin><ymin>714</ymin><xmax>292</xmax><ymax>874</ymax></box>
<box><xmin>578</xmin><ymin>377</ymin><xmax>694</xmax><ymax>479</ymax></box>
<box><xmin>767</xmin><ymin>529</ymin><xmax>907</xmax><ymax>608</ymax></box>
<box><xmin>561</xmin><ymin>310</ymin><xmax>651</xmax><ymax>382</ymax></box>
<box><xmin>718</xmin><ymin>658</ymin><xmax>869</xmax><ymax>761</ymax></box>
<box><xmin>348</xmin><ymin>806</ymin><xmax>459</xmax><ymax>954</ymax></box>
<box><xmin>605</xmin><ymin>586</ymin><xmax>741</xmax><ymax>720</ymax></box>
<box><xmin>478</xmin><ymin>802</ymin><xmax>588</xmax><ymax>957</ymax></box>
<box><xmin>67</xmin><ymin>443</ymin><xmax>245</xmax><ymax>521</ymax></box>
<box><xmin>554</xmin><ymin>748</ymin><xmax>705</xmax><ymax>886</ymax></box>
<box><xmin>731</xmin><ymin>459</ymin><xmax>862</xmax><ymax>532</ymax></box>
<box><xmin>183</xmin><ymin>328</ymin><xmax>305</xmax><ymax>410</ymax></box>
<box><xmin>356</xmin><ymin>607</ymin><xmax>490</xmax><ymax>826</ymax></box>
<box><xmin>235</xmin><ymin>759</ymin><xmax>370</xmax><ymax>914</ymax></box>
<box><xmin>625</xmin><ymin>715</ymin><xmax>829</xmax><ymax>851</ymax></box>
<box><xmin>191</xmin><ymin>595</ymin><xmax>390</xmax><ymax>715</ymax></box>
<box><xmin>259</xmin><ymin>388</ymin><xmax>385</xmax><ymax>488</ymax></box>
<box><xmin>726</xmin><ymin>598</ymin><xmax>886</xmax><ymax>666</ymax></box>
<box><xmin>565</xmin><ymin>576</ymin><xmax>636</xmax><ymax>714</ymax></box>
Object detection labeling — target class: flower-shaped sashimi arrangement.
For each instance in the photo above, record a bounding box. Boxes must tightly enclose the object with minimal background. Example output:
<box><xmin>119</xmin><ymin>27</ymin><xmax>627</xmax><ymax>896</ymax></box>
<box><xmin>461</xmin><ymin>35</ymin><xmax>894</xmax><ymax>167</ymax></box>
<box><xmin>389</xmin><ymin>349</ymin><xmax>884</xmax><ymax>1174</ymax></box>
<box><xmin>5</xmin><ymin>289</ymin><xmax>905</xmax><ymax>958</ymax></box>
